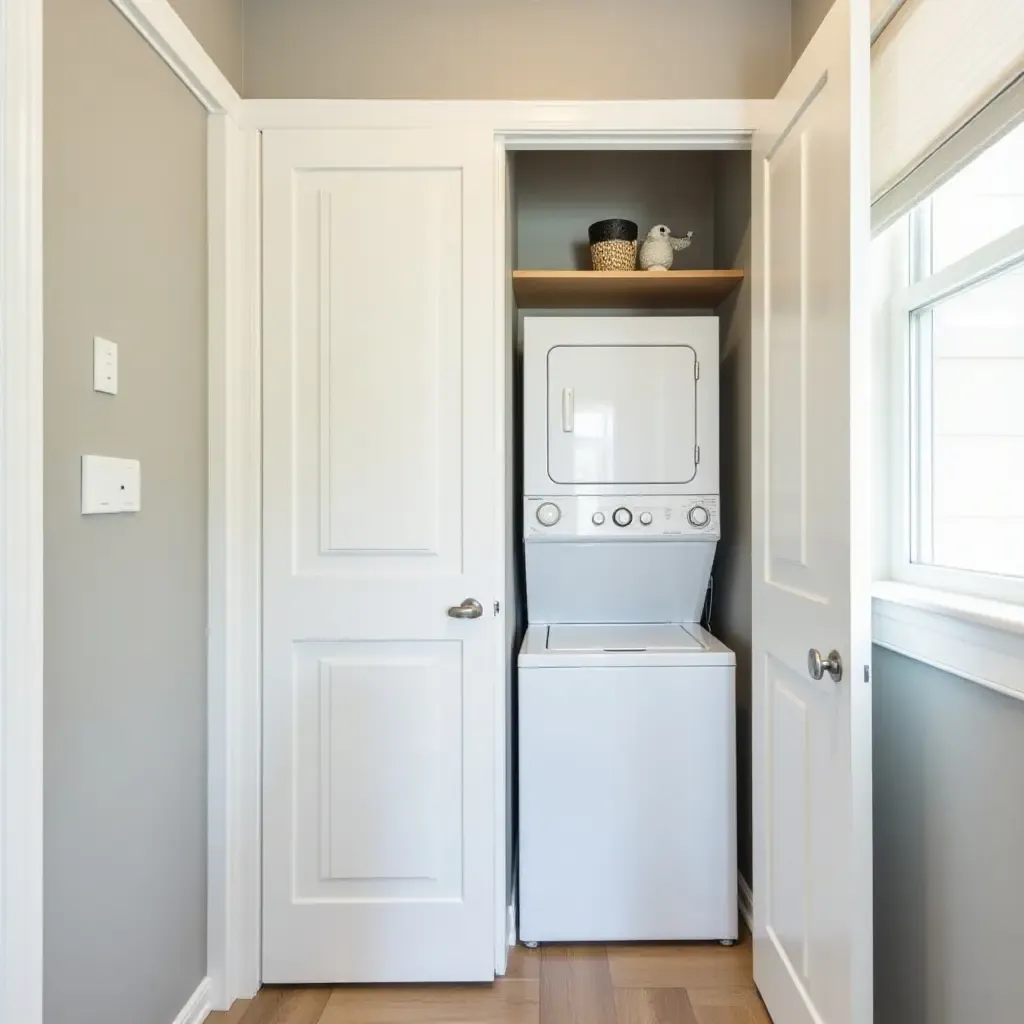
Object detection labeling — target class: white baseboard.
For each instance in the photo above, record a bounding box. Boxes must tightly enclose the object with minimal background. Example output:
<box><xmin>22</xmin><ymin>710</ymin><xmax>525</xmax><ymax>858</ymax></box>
<box><xmin>173</xmin><ymin>978</ymin><xmax>212</xmax><ymax>1024</ymax></box>
<box><xmin>738</xmin><ymin>874</ymin><xmax>753</xmax><ymax>932</ymax></box>
<box><xmin>507</xmin><ymin>902</ymin><xmax>517</xmax><ymax>948</ymax></box>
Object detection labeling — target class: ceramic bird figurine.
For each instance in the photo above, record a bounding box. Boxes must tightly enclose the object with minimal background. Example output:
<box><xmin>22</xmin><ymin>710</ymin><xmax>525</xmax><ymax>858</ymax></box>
<box><xmin>639</xmin><ymin>225</ymin><xmax>694</xmax><ymax>271</ymax></box>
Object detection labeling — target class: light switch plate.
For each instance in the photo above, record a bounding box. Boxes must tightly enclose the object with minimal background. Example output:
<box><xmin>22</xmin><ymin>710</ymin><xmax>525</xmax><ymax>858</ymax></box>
<box><xmin>81</xmin><ymin>455</ymin><xmax>141</xmax><ymax>514</ymax></box>
<box><xmin>93</xmin><ymin>336</ymin><xmax>118</xmax><ymax>395</ymax></box>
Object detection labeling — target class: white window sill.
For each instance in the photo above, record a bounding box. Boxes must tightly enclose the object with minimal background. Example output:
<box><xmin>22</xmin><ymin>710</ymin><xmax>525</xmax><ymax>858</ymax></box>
<box><xmin>872</xmin><ymin>581</ymin><xmax>1024</xmax><ymax>703</ymax></box>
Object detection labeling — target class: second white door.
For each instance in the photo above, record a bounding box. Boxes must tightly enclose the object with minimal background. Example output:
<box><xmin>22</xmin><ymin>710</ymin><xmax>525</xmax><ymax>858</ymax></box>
<box><xmin>752</xmin><ymin>1</ymin><xmax>874</xmax><ymax>1022</ymax></box>
<box><xmin>261</xmin><ymin>128</ymin><xmax>499</xmax><ymax>983</ymax></box>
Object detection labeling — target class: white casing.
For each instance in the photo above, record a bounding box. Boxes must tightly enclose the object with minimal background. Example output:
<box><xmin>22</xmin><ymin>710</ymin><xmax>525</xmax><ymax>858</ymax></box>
<box><xmin>517</xmin><ymin>623</ymin><xmax>737</xmax><ymax>943</ymax></box>
<box><xmin>524</xmin><ymin>316</ymin><xmax>720</xmax><ymax>498</ymax></box>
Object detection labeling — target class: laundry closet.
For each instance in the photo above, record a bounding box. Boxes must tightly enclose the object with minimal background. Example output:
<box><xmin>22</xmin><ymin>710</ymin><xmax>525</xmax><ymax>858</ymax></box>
<box><xmin>256</xmin><ymin>6</ymin><xmax>871</xmax><ymax>1017</ymax></box>
<box><xmin>501</xmin><ymin>148</ymin><xmax>753</xmax><ymax>946</ymax></box>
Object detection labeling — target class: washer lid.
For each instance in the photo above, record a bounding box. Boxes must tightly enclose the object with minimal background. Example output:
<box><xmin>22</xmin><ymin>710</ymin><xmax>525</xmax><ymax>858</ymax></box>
<box><xmin>546</xmin><ymin>623</ymin><xmax>706</xmax><ymax>653</ymax></box>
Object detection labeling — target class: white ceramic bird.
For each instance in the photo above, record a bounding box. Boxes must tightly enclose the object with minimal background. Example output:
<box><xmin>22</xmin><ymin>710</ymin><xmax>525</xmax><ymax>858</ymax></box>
<box><xmin>639</xmin><ymin>225</ymin><xmax>694</xmax><ymax>271</ymax></box>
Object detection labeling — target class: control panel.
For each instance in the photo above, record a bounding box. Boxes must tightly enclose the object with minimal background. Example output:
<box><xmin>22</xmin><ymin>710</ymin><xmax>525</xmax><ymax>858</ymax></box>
<box><xmin>524</xmin><ymin>495</ymin><xmax>720</xmax><ymax>540</ymax></box>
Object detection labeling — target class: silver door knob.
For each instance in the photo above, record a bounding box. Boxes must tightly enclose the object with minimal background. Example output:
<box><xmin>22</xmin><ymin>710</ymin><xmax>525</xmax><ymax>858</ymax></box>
<box><xmin>447</xmin><ymin>598</ymin><xmax>483</xmax><ymax>620</ymax></box>
<box><xmin>808</xmin><ymin>648</ymin><xmax>843</xmax><ymax>682</ymax></box>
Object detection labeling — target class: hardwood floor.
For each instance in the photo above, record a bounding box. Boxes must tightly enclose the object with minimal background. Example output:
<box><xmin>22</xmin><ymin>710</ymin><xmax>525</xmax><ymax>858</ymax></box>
<box><xmin>206</xmin><ymin>934</ymin><xmax>770</xmax><ymax>1024</ymax></box>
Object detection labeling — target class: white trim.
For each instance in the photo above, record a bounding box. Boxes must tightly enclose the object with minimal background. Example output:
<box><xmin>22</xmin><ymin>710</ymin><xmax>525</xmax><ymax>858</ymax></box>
<box><xmin>240</xmin><ymin>98</ymin><xmax>771</xmax><ymax>135</ymax></box>
<box><xmin>507</xmin><ymin>902</ymin><xmax>517</xmax><ymax>951</ymax></box>
<box><xmin>218</xmin><ymin>101</ymin><xmax>761</xmax><ymax>991</ymax></box>
<box><xmin>171</xmin><ymin>977</ymin><xmax>212</xmax><ymax>1024</ymax></box>
<box><xmin>870</xmin><ymin>0</ymin><xmax>906</xmax><ymax>43</ymax></box>
<box><xmin>207</xmin><ymin>116</ymin><xmax>262</xmax><ymax>1010</ymax></box>
<box><xmin>886</xmin><ymin>219</ymin><xmax>1024</xmax><ymax>608</ymax></box>
<box><xmin>108</xmin><ymin>0</ymin><xmax>241</xmax><ymax>116</ymax></box>
<box><xmin>900</xmin><ymin>223</ymin><xmax>1024</xmax><ymax>314</ymax></box>
<box><xmin>0</xmin><ymin>0</ymin><xmax>44</xmax><ymax>1022</ymax></box>
<box><xmin>738</xmin><ymin>875</ymin><xmax>754</xmax><ymax>933</ymax></box>
<box><xmin>873</xmin><ymin>582</ymin><xmax>1024</xmax><ymax>703</ymax></box>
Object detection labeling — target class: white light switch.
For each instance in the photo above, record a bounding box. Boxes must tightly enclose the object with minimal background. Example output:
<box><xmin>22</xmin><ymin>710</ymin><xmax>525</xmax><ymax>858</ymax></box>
<box><xmin>93</xmin><ymin>336</ymin><xmax>118</xmax><ymax>394</ymax></box>
<box><xmin>81</xmin><ymin>455</ymin><xmax>141</xmax><ymax>514</ymax></box>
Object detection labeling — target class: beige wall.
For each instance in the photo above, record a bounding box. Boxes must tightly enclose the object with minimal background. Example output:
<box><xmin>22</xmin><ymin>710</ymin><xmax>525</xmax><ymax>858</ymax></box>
<box><xmin>44</xmin><ymin>1</ymin><xmax>208</xmax><ymax>1022</ymax></box>
<box><xmin>170</xmin><ymin>0</ymin><xmax>245</xmax><ymax>90</ymax></box>
<box><xmin>791</xmin><ymin>0</ymin><xmax>834</xmax><ymax>61</ymax></box>
<box><xmin>243</xmin><ymin>0</ymin><xmax>793</xmax><ymax>100</ymax></box>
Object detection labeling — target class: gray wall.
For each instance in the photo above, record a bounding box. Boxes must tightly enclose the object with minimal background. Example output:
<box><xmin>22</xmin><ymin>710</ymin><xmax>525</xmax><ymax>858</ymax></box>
<box><xmin>514</xmin><ymin>150</ymin><xmax>716</xmax><ymax>271</ymax></box>
<box><xmin>791</xmin><ymin>0</ymin><xmax>834</xmax><ymax>62</ymax></box>
<box><xmin>243</xmin><ymin>0</ymin><xmax>793</xmax><ymax>100</ymax></box>
<box><xmin>169</xmin><ymin>0</ymin><xmax>245</xmax><ymax>92</ymax></box>
<box><xmin>873</xmin><ymin>646</ymin><xmax>1024</xmax><ymax>1023</ymax></box>
<box><xmin>710</xmin><ymin>151</ymin><xmax>753</xmax><ymax>883</ymax></box>
<box><xmin>44</xmin><ymin>2</ymin><xmax>209</xmax><ymax>1023</ymax></box>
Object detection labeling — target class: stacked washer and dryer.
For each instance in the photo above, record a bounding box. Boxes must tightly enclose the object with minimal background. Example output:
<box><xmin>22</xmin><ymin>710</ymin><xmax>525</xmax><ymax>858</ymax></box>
<box><xmin>518</xmin><ymin>316</ymin><xmax>738</xmax><ymax>947</ymax></box>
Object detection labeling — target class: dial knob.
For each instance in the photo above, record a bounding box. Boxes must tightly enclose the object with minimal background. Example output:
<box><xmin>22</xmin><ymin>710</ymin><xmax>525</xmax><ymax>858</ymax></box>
<box><xmin>639</xmin><ymin>511</ymin><xmax>653</xmax><ymax>526</ymax></box>
<box><xmin>613</xmin><ymin>507</ymin><xmax>633</xmax><ymax>527</ymax></box>
<box><xmin>687</xmin><ymin>505</ymin><xmax>710</xmax><ymax>528</ymax></box>
<box><xmin>592</xmin><ymin>512</ymin><xmax>606</xmax><ymax>526</ymax></box>
<box><xmin>536</xmin><ymin>502</ymin><xmax>561</xmax><ymax>527</ymax></box>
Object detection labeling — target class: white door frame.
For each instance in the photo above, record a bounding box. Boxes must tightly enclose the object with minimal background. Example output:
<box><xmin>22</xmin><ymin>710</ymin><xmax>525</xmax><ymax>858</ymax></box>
<box><xmin>224</xmin><ymin>96</ymin><xmax>767</xmax><ymax>1002</ymax></box>
<box><xmin>0</xmin><ymin>1</ymin><xmax>44</xmax><ymax>1022</ymax></box>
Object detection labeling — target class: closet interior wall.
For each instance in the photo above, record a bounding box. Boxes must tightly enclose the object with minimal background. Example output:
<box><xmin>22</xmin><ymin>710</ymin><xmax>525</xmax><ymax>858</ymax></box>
<box><xmin>504</xmin><ymin>146</ymin><xmax>754</xmax><ymax>896</ymax></box>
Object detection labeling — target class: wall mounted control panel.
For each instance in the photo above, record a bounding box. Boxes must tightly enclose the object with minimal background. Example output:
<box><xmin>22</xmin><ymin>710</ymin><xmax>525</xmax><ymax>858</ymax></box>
<box><xmin>524</xmin><ymin>495</ymin><xmax>720</xmax><ymax>540</ymax></box>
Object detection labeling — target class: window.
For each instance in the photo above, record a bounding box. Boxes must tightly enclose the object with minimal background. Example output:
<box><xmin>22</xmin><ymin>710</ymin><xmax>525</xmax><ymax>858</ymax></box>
<box><xmin>886</xmin><ymin>118</ymin><xmax>1024</xmax><ymax>603</ymax></box>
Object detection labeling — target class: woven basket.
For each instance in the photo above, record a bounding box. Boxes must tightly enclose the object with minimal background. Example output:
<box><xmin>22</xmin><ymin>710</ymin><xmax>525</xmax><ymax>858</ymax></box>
<box><xmin>588</xmin><ymin>218</ymin><xmax>638</xmax><ymax>271</ymax></box>
<box><xmin>590</xmin><ymin>239</ymin><xmax>638</xmax><ymax>271</ymax></box>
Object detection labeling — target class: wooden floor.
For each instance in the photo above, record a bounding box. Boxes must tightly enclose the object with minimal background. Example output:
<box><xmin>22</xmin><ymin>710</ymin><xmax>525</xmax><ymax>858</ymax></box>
<box><xmin>206</xmin><ymin>934</ymin><xmax>769</xmax><ymax>1024</ymax></box>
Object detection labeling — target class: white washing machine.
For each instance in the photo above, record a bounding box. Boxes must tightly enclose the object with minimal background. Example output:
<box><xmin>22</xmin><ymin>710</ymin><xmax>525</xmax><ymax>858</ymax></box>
<box><xmin>518</xmin><ymin>316</ymin><xmax>737</xmax><ymax>945</ymax></box>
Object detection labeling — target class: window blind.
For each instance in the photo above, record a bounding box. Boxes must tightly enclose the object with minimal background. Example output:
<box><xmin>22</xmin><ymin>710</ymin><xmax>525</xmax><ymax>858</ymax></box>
<box><xmin>871</xmin><ymin>0</ymin><xmax>1024</xmax><ymax>221</ymax></box>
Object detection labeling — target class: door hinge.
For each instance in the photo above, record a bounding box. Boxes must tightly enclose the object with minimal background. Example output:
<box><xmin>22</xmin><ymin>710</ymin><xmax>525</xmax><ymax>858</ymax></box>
<box><xmin>695</xmin><ymin>444</ymin><xmax>701</xmax><ymax>465</ymax></box>
<box><xmin>493</xmin><ymin>601</ymin><xmax>501</xmax><ymax>616</ymax></box>
<box><xmin>694</xmin><ymin>360</ymin><xmax>700</xmax><ymax>380</ymax></box>
<box><xmin>864</xmin><ymin>664</ymin><xmax>871</xmax><ymax>684</ymax></box>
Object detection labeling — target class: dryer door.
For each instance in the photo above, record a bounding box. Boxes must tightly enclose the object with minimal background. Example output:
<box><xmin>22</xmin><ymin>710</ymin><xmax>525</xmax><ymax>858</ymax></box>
<box><xmin>547</xmin><ymin>344</ymin><xmax>697</xmax><ymax>486</ymax></box>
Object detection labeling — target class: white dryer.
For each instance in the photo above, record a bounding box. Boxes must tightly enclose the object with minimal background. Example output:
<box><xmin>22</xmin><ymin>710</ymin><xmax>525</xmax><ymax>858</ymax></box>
<box><xmin>518</xmin><ymin>316</ymin><xmax>737</xmax><ymax>945</ymax></box>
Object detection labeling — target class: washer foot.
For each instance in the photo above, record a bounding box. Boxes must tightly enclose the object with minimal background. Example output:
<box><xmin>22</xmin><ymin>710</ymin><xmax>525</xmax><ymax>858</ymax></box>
<box><xmin>524</xmin><ymin>941</ymin><xmax>539</xmax><ymax>949</ymax></box>
<box><xmin>719</xmin><ymin>939</ymin><xmax>736</xmax><ymax>947</ymax></box>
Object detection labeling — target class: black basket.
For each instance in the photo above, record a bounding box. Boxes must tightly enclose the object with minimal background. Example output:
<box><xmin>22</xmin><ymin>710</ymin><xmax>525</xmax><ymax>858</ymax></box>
<box><xmin>588</xmin><ymin>218</ymin><xmax>639</xmax><ymax>244</ymax></box>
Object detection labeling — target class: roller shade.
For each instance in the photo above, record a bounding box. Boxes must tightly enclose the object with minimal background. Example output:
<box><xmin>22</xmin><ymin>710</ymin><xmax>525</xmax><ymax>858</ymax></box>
<box><xmin>871</xmin><ymin>0</ymin><xmax>1024</xmax><ymax>217</ymax></box>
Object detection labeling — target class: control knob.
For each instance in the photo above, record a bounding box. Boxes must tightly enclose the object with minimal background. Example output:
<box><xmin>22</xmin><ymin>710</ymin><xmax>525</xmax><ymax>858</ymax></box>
<box><xmin>536</xmin><ymin>502</ymin><xmax>561</xmax><ymax>527</ymax></box>
<box><xmin>592</xmin><ymin>512</ymin><xmax>606</xmax><ymax>526</ymax></box>
<box><xmin>687</xmin><ymin>505</ymin><xmax>710</xmax><ymax>528</ymax></box>
<box><xmin>639</xmin><ymin>512</ymin><xmax>653</xmax><ymax>526</ymax></box>
<box><xmin>613</xmin><ymin>507</ymin><xmax>633</xmax><ymax>527</ymax></box>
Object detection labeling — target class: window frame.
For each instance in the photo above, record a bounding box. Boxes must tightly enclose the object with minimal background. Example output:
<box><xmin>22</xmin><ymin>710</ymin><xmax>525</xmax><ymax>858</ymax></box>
<box><xmin>887</xmin><ymin>211</ymin><xmax>1024</xmax><ymax>604</ymax></box>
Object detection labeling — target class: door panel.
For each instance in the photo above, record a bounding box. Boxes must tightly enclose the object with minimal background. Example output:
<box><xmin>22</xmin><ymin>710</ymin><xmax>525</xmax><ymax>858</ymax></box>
<box><xmin>300</xmin><ymin>169</ymin><xmax>462</xmax><ymax>563</ymax></box>
<box><xmin>262</xmin><ymin>128</ymin><xmax>497</xmax><ymax>983</ymax></box>
<box><xmin>547</xmin><ymin>345</ymin><xmax>697</xmax><ymax>485</ymax></box>
<box><xmin>752</xmin><ymin>2</ymin><xmax>873</xmax><ymax>1023</ymax></box>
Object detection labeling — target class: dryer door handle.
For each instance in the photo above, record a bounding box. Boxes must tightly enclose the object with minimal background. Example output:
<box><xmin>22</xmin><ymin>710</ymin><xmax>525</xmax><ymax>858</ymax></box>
<box><xmin>561</xmin><ymin>388</ymin><xmax>574</xmax><ymax>432</ymax></box>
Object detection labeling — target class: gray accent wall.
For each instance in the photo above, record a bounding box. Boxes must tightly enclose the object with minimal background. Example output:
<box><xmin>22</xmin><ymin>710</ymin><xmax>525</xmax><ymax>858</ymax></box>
<box><xmin>710</xmin><ymin>151</ymin><xmax>753</xmax><ymax>883</ymax></box>
<box><xmin>44</xmin><ymin>2</ymin><xmax>209</xmax><ymax>1023</ymax></box>
<box><xmin>791</xmin><ymin>0</ymin><xmax>835</xmax><ymax>62</ymax></box>
<box><xmin>514</xmin><ymin>150</ymin><xmax>716</xmax><ymax>272</ymax></box>
<box><xmin>873</xmin><ymin>646</ymin><xmax>1024</xmax><ymax>1023</ymax></box>
<box><xmin>243</xmin><ymin>0</ymin><xmax>793</xmax><ymax>100</ymax></box>
<box><xmin>169</xmin><ymin>0</ymin><xmax>245</xmax><ymax>91</ymax></box>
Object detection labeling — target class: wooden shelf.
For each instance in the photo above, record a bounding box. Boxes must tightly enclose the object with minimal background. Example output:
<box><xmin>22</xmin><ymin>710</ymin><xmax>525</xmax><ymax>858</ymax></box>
<box><xmin>512</xmin><ymin>269</ymin><xmax>745</xmax><ymax>310</ymax></box>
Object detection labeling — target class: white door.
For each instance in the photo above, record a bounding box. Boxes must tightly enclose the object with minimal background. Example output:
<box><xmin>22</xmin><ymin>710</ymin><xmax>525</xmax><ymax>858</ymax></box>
<box><xmin>751</xmin><ymin>1</ymin><xmax>873</xmax><ymax>1023</ymax></box>
<box><xmin>261</xmin><ymin>128</ymin><xmax>499</xmax><ymax>983</ymax></box>
<box><xmin>547</xmin><ymin>345</ymin><xmax>698</xmax><ymax>485</ymax></box>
